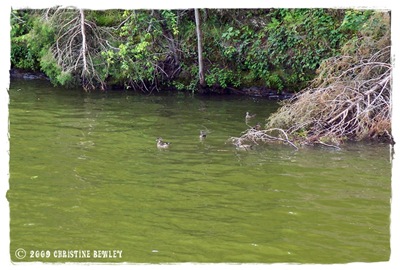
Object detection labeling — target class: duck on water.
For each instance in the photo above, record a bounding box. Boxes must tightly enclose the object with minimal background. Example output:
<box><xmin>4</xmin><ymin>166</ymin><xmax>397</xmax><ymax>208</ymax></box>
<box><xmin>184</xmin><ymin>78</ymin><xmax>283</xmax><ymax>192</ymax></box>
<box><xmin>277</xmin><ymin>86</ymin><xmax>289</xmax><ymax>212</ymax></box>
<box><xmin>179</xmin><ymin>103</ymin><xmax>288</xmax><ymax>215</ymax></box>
<box><xmin>156</xmin><ymin>137</ymin><xmax>171</xmax><ymax>149</ymax></box>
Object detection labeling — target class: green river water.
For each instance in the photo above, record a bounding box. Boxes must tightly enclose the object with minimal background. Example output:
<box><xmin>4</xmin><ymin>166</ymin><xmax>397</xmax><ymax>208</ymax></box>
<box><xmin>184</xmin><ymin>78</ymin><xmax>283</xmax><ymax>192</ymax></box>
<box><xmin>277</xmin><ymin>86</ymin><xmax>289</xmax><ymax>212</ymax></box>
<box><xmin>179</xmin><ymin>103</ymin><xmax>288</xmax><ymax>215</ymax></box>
<box><xmin>7</xmin><ymin>79</ymin><xmax>391</xmax><ymax>263</ymax></box>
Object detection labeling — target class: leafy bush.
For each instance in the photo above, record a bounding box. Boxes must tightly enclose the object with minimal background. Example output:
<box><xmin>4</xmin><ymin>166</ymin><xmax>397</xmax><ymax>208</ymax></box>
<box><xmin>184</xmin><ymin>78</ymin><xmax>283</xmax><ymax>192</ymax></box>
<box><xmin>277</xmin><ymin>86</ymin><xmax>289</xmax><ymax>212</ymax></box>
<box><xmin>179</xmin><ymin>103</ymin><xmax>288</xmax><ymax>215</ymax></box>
<box><xmin>10</xmin><ymin>10</ymin><xmax>39</xmax><ymax>70</ymax></box>
<box><xmin>10</xmin><ymin>8</ymin><xmax>382</xmax><ymax>92</ymax></box>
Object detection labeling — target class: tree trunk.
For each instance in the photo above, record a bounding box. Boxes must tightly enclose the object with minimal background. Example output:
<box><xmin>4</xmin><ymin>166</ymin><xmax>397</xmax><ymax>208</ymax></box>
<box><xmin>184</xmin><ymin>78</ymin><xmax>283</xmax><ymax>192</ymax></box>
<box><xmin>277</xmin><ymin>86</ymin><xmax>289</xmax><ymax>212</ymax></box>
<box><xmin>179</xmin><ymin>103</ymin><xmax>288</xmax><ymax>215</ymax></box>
<box><xmin>194</xmin><ymin>9</ymin><xmax>205</xmax><ymax>88</ymax></box>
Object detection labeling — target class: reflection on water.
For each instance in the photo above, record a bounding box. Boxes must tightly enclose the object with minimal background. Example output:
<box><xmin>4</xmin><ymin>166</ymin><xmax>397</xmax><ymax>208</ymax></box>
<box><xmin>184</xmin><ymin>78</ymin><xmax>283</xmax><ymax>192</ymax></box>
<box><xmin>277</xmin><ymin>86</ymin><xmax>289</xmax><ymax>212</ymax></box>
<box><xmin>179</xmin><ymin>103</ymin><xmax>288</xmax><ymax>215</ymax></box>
<box><xmin>8</xmin><ymin>79</ymin><xmax>391</xmax><ymax>263</ymax></box>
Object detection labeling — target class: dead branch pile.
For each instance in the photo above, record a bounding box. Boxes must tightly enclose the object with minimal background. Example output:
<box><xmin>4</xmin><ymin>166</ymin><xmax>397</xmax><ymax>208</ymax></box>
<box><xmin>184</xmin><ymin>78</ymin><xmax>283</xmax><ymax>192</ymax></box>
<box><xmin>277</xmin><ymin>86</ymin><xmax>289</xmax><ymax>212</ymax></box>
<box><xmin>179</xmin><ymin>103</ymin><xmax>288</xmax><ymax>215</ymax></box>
<box><xmin>268</xmin><ymin>46</ymin><xmax>391</xmax><ymax>144</ymax></box>
<box><xmin>250</xmin><ymin>12</ymin><xmax>392</xmax><ymax>147</ymax></box>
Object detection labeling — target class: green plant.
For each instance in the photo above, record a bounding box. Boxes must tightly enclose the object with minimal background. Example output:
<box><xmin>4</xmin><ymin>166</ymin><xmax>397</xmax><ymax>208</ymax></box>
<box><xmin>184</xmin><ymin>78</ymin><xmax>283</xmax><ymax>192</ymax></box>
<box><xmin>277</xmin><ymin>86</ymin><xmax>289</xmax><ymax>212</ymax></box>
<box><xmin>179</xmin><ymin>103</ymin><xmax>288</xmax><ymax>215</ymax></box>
<box><xmin>9</xmin><ymin>8</ymin><xmax>382</xmax><ymax>93</ymax></box>
<box><xmin>266</xmin><ymin>73</ymin><xmax>284</xmax><ymax>92</ymax></box>
<box><xmin>205</xmin><ymin>66</ymin><xmax>240</xmax><ymax>88</ymax></box>
<box><xmin>10</xmin><ymin>10</ymin><xmax>40</xmax><ymax>70</ymax></box>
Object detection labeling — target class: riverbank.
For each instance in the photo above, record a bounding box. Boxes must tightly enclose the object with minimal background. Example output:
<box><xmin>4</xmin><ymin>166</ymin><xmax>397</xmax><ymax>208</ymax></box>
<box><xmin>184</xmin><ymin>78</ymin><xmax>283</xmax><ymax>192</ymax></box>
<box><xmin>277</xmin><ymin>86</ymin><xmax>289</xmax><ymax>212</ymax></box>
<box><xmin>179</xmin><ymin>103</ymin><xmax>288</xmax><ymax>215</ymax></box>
<box><xmin>10</xmin><ymin>68</ymin><xmax>49</xmax><ymax>81</ymax></box>
<box><xmin>11</xmin><ymin>9</ymin><xmax>381</xmax><ymax>93</ymax></box>
<box><xmin>10</xmin><ymin>68</ymin><xmax>294</xmax><ymax>100</ymax></box>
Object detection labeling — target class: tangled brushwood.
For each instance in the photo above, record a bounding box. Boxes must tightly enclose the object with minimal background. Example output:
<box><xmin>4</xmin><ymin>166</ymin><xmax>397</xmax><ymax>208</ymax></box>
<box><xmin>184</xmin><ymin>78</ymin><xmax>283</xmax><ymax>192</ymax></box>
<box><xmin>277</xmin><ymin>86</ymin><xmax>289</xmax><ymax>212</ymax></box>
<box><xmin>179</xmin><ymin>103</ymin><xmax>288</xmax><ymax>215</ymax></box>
<box><xmin>267</xmin><ymin>46</ymin><xmax>392</xmax><ymax>146</ymax></box>
<box><xmin>232</xmin><ymin>12</ymin><xmax>392</xmax><ymax>149</ymax></box>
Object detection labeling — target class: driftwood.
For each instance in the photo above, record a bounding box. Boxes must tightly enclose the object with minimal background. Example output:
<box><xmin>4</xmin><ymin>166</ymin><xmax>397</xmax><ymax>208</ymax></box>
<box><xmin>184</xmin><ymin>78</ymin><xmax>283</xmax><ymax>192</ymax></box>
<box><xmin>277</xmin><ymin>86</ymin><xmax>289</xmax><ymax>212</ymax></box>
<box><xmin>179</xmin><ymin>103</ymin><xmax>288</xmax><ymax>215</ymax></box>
<box><xmin>228</xmin><ymin>127</ymin><xmax>299</xmax><ymax>150</ymax></box>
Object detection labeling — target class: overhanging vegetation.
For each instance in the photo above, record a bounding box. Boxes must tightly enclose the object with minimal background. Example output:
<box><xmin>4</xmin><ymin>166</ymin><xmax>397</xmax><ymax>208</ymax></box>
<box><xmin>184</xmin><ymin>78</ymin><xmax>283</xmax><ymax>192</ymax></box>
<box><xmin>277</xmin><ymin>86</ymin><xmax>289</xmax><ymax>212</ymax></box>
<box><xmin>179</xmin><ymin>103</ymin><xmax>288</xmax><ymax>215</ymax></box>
<box><xmin>233</xmin><ymin>12</ymin><xmax>392</xmax><ymax>146</ymax></box>
<box><xmin>10</xmin><ymin>8</ymin><xmax>380</xmax><ymax>93</ymax></box>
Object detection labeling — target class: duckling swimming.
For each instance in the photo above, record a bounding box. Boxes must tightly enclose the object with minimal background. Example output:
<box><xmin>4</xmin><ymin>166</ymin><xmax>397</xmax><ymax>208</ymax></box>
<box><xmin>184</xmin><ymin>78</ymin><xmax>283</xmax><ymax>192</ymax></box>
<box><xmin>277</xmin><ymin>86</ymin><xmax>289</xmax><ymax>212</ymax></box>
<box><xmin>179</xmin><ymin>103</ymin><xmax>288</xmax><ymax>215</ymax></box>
<box><xmin>156</xmin><ymin>137</ymin><xmax>171</xmax><ymax>149</ymax></box>
<box><xmin>245</xmin><ymin>112</ymin><xmax>256</xmax><ymax>121</ymax></box>
<box><xmin>199</xmin><ymin>130</ymin><xmax>207</xmax><ymax>140</ymax></box>
<box><xmin>252</xmin><ymin>123</ymin><xmax>262</xmax><ymax>131</ymax></box>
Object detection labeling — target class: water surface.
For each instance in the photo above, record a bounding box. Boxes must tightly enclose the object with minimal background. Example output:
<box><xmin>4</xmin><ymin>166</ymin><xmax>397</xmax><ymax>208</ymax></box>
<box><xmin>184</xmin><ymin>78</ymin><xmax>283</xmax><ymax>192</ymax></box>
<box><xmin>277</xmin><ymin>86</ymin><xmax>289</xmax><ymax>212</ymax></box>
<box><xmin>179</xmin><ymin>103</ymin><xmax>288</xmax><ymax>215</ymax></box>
<box><xmin>8</xmin><ymin>79</ymin><xmax>391</xmax><ymax>263</ymax></box>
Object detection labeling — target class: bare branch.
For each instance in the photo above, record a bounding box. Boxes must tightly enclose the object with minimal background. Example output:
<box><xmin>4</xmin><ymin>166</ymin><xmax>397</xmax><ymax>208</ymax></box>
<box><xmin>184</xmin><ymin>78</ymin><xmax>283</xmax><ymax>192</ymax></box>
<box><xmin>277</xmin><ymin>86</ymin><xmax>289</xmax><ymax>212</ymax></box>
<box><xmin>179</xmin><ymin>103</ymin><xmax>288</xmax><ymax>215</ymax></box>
<box><xmin>47</xmin><ymin>7</ymin><xmax>112</xmax><ymax>90</ymax></box>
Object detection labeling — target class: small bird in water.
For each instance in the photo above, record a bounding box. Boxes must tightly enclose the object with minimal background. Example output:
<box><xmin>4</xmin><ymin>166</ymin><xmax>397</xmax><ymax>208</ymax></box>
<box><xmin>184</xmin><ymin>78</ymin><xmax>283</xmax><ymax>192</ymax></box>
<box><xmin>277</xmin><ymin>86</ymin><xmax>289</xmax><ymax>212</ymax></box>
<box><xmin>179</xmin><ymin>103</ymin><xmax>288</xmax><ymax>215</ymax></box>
<box><xmin>199</xmin><ymin>130</ymin><xmax>207</xmax><ymax>140</ymax></box>
<box><xmin>252</xmin><ymin>123</ymin><xmax>262</xmax><ymax>131</ymax></box>
<box><xmin>156</xmin><ymin>137</ymin><xmax>171</xmax><ymax>149</ymax></box>
<box><xmin>233</xmin><ymin>141</ymin><xmax>253</xmax><ymax>151</ymax></box>
<box><xmin>245</xmin><ymin>112</ymin><xmax>256</xmax><ymax>121</ymax></box>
